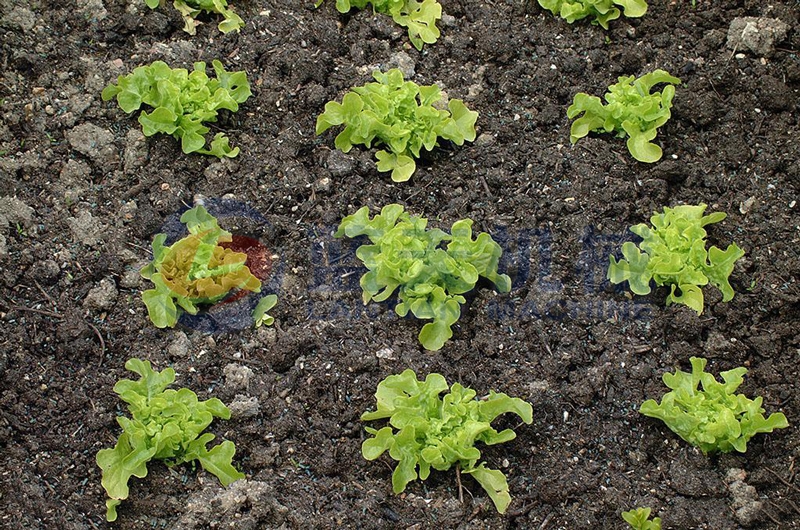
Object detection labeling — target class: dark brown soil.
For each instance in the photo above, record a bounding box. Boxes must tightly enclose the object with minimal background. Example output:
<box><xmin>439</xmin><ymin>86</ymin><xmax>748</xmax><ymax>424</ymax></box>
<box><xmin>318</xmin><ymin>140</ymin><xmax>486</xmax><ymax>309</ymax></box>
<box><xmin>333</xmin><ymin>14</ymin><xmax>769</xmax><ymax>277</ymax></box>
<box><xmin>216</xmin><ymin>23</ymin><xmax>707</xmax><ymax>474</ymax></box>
<box><xmin>1</xmin><ymin>0</ymin><xmax>799</xmax><ymax>528</ymax></box>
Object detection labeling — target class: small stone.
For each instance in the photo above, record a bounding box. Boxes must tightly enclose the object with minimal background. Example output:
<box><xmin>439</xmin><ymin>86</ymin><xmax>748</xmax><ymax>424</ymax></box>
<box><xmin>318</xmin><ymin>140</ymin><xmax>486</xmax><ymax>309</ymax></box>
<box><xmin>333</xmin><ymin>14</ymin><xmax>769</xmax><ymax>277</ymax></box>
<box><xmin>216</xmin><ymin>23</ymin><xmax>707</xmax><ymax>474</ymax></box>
<box><xmin>168</xmin><ymin>331</ymin><xmax>191</xmax><ymax>358</ymax></box>
<box><xmin>27</xmin><ymin>260</ymin><xmax>60</xmax><ymax>284</ymax></box>
<box><xmin>224</xmin><ymin>363</ymin><xmax>255</xmax><ymax>391</ymax></box>
<box><xmin>726</xmin><ymin>17</ymin><xmax>789</xmax><ymax>57</ymax></box>
<box><xmin>386</xmin><ymin>51</ymin><xmax>416</xmax><ymax>78</ymax></box>
<box><xmin>326</xmin><ymin>150</ymin><xmax>354</xmax><ymax>177</ymax></box>
<box><xmin>83</xmin><ymin>278</ymin><xmax>118</xmax><ymax>311</ymax></box>
<box><xmin>228</xmin><ymin>395</ymin><xmax>260</xmax><ymax>419</ymax></box>
<box><xmin>739</xmin><ymin>196</ymin><xmax>756</xmax><ymax>215</ymax></box>
<box><xmin>375</xmin><ymin>347</ymin><xmax>396</xmax><ymax>360</ymax></box>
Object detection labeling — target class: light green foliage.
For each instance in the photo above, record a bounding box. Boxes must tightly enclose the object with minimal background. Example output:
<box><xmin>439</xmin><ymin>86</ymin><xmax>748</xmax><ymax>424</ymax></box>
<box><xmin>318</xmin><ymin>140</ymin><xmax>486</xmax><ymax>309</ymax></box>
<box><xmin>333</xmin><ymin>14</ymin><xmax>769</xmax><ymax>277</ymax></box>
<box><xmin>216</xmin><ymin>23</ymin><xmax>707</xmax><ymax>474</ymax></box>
<box><xmin>144</xmin><ymin>0</ymin><xmax>243</xmax><ymax>34</ymax></box>
<box><xmin>320</xmin><ymin>0</ymin><xmax>441</xmax><ymax>50</ymax></box>
<box><xmin>623</xmin><ymin>507</ymin><xmax>661</xmax><ymax>530</ymax></box>
<box><xmin>538</xmin><ymin>0</ymin><xmax>647</xmax><ymax>29</ymax></box>
<box><xmin>253</xmin><ymin>294</ymin><xmax>278</xmax><ymax>327</ymax></box>
<box><xmin>102</xmin><ymin>60</ymin><xmax>251</xmax><ymax>157</ymax></box>
<box><xmin>361</xmin><ymin>369</ymin><xmax>532</xmax><ymax>513</ymax></box>
<box><xmin>140</xmin><ymin>205</ymin><xmax>262</xmax><ymax>328</ymax></box>
<box><xmin>96</xmin><ymin>359</ymin><xmax>244</xmax><ymax>521</ymax></box>
<box><xmin>335</xmin><ymin>204</ymin><xmax>510</xmax><ymax>350</ymax></box>
<box><xmin>607</xmin><ymin>204</ymin><xmax>744</xmax><ymax>314</ymax></box>
<box><xmin>567</xmin><ymin>70</ymin><xmax>680</xmax><ymax>162</ymax></box>
<box><xmin>316</xmin><ymin>69</ymin><xmax>477</xmax><ymax>182</ymax></box>
<box><xmin>640</xmin><ymin>357</ymin><xmax>788</xmax><ymax>454</ymax></box>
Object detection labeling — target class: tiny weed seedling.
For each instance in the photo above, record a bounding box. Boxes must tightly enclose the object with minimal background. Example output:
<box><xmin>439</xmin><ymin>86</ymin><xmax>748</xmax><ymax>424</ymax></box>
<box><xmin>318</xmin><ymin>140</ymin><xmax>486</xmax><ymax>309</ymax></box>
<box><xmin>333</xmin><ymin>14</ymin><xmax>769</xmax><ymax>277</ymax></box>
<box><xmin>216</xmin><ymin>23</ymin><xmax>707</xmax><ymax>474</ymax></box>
<box><xmin>538</xmin><ymin>0</ymin><xmax>647</xmax><ymax>29</ymax></box>
<box><xmin>318</xmin><ymin>0</ymin><xmax>442</xmax><ymax>50</ymax></box>
<box><xmin>361</xmin><ymin>369</ymin><xmax>533</xmax><ymax>513</ymax></box>
<box><xmin>143</xmin><ymin>0</ymin><xmax>244</xmax><ymax>34</ymax></box>
<box><xmin>640</xmin><ymin>357</ymin><xmax>788</xmax><ymax>454</ymax></box>
<box><xmin>103</xmin><ymin>60</ymin><xmax>251</xmax><ymax>157</ymax></box>
<box><xmin>140</xmin><ymin>205</ymin><xmax>265</xmax><ymax>328</ymax></box>
<box><xmin>568</xmin><ymin>70</ymin><xmax>680</xmax><ymax>162</ymax></box>
<box><xmin>608</xmin><ymin>204</ymin><xmax>744</xmax><ymax>314</ymax></box>
<box><xmin>316</xmin><ymin>69</ymin><xmax>477</xmax><ymax>182</ymax></box>
<box><xmin>335</xmin><ymin>204</ymin><xmax>510</xmax><ymax>350</ymax></box>
<box><xmin>97</xmin><ymin>359</ymin><xmax>244</xmax><ymax>521</ymax></box>
<box><xmin>623</xmin><ymin>507</ymin><xmax>661</xmax><ymax>530</ymax></box>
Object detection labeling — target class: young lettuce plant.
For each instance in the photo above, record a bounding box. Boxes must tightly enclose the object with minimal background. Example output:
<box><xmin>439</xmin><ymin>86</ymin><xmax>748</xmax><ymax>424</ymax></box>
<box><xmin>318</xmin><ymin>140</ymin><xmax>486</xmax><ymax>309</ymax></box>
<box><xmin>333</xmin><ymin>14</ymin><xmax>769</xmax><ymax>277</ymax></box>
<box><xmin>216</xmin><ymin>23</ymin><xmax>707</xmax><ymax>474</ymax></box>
<box><xmin>316</xmin><ymin>68</ymin><xmax>478</xmax><ymax>182</ymax></box>
<box><xmin>97</xmin><ymin>358</ymin><xmax>244</xmax><ymax>521</ymax></box>
<box><xmin>102</xmin><ymin>60</ymin><xmax>251</xmax><ymax>157</ymax></box>
<box><xmin>361</xmin><ymin>369</ymin><xmax>533</xmax><ymax>513</ymax></box>
<box><xmin>144</xmin><ymin>0</ymin><xmax>244</xmax><ymax>34</ymax></box>
<box><xmin>607</xmin><ymin>204</ymin><xmax>744</xmax><ymax>314</ymax></box>
<box><xmin>640</xmin><ymin>357</ymin><xmax>788</xmax><ymax>454</ymax></box>
<box><xmin>318</xmin><ymin>0</ymin><xmax>441</xmax><ymax>50</ymax></box>
<box><xmin>567</xmin><ymin>70</ymin><xmax>680</xmax><ymax>162</ymax></box>
<box><xmin>140</xmin><ymin>205</ymin><xmax>263</xmax><ymax>328</ymax></box>
<box><xmin>623</xmin><ymin>507</ymin><xmax>661</xmax><ymax>530</ymax></box>
<box><xmin>538</xmin><ymin>0</ymin><xmax>647</xmax><ymax>29</ymax></box>
<box><xmin>335</xmin><ymin>204</ymin><xmax>511</xmax><ymax>350</ymax></box>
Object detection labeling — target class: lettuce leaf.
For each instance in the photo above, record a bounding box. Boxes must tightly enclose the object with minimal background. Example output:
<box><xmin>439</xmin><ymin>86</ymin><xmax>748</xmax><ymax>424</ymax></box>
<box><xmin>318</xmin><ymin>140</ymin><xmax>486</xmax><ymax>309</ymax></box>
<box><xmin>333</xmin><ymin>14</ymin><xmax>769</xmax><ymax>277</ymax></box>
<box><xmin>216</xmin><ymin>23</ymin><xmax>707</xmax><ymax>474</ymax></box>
<box><xmin>640</xmin><ymin>357</ymin><xmax>788</xmax><ymax>454</ymax></box>
<box><xmin>361</xmin><ymin>369</ymin><xmax>532</xmax><ymax>513</ymax></box>
<box><xmin>335</xmin><ymin>204</ymin><xmax>510</xmax><ymax>350</ymax></box>
<box><xmin>607</xmin><ymin>203</ymin><xmax>744</xmax><ymax>314</ymax></box>
<box><xmin>96</xmin><ymin>359</ymin><xmax>244</xmax><ymax>521</ymax></box>
<box><xmin>567</xmin><ymin>70</ymin><xmax>680</xmax><ymax>162</ymax></box>
<box><xmin>538</xmin><ymin>0</ymin><xmax>647</xmax><ymax>29</ymax></box>
<box><xmin>317</xmin><ymin>69</ymin><xmax>477</xmax><ymax>182</ymax></box>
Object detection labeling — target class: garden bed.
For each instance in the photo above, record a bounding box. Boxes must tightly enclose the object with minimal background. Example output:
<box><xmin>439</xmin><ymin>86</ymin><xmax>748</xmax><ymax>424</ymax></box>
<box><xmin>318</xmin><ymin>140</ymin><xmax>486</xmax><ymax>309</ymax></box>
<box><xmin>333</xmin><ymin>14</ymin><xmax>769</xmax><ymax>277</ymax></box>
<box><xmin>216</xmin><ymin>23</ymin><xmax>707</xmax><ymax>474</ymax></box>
<box><xmin>0</xmin><ymin>0</ymin><xmax>798</xmax><ymax>528</ymax></box>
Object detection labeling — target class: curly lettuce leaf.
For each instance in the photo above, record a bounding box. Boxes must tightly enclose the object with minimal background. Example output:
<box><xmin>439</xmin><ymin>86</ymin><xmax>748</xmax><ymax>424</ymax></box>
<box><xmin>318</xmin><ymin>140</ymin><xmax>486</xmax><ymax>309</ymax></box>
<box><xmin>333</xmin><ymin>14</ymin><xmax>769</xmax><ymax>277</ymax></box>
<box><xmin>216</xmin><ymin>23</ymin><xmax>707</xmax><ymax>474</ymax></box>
<box><xmin>103</xmin><ymin>60</ymin><xmax>250</xmax><ymax>157</ymax></box>
<box><xmin>317</xmin><ymin>69</ymin><xmax>477</xmax><ymax>182</ymax></box>
<box><xmin>567</xmin><ymin>70</ymin><xmax>680</xmax><ymax>162</ymax></box>
<box><xmin>607</xmin><ymin>204</ymin><xmax>744</xmax><ymax>314</ymax></box>
<box><xmin>640</xmin><ymin>357</ymin><xmax>788</xmax><ymax>454</ymax></box>
<box><xmin>97</xmin><ymin>359</ymin><xmax>242</xmax><ymax>521</ymax></box>
<box><xmin>361</xmin><ymin>369</ymin><xmax>532</xmax><ymax>513</ymax></box>
<box><xmin>622</xmin><ymin>507</ymin><xmax>661</xmax><ymax>530</ymax></box>
<box><xmin>538</xmin><ymin>0</ymin><xmax>646</xmax><ymax>29</ymax></box>
<box><xmin>336</xmin><ymin>204</ymin><xmax>510</xmax><ymax>350</ymax></box>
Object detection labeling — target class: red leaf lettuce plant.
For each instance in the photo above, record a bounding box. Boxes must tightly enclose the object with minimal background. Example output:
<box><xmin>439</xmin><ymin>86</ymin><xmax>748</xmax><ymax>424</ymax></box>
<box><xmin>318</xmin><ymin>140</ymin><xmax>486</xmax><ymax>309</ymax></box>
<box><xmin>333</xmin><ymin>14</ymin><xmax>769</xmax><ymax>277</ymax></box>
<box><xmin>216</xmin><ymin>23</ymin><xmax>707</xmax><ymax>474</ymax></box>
<box><xmin>144</xmin><ymin>0</ymin><xmax>244</xmax><ymax>34</ymax></box>
<box><xmin>607</xmin><ymin>204</ymin><xmax>744</xmax><ymax>314</ymax></box>
<box><xmin>640</xmin><ymin>357</ymin><xmax>788</xmax><ymax>453</ymax></box>
<box><xmin>361</xmin><ymin>369</ymin><xmax>533</xmax><ymax>513</ymax></box>
<box><xmin>568</xmin><ymin>69</ymin><xmax>680</xmax><ymax>162</ymax></box>
<box><xmin>97</xmin><ymin>359</ymin><xmax>244</xmax><ymax>521</ymax></box>
<box><xmin>318</xmin><ymin>0</ymin><xmax>442</xmax><ymax>50</ymax></box>
<box><xmin>538</xmin><ymin>0</ymin><xmax>647</xmax><ymax>29</ymax></box>
<box><xmin>140</xmin><ymin>205</ymin><xmax>264</xmax><ymax>328</ymax></box>
<box><xmin>335</xmin><ymin>204</ymin><xmax>510</xmax><ymax>350</ymax></box>
<box><xmin>103</xmin><ymin>60</ymin><xmax>251</xmax><ymax>157</ymax></box>
<box><xmin>316</xmin><ymin>69</ymin><xmax>477</xmax><ymax>182</ymax></box>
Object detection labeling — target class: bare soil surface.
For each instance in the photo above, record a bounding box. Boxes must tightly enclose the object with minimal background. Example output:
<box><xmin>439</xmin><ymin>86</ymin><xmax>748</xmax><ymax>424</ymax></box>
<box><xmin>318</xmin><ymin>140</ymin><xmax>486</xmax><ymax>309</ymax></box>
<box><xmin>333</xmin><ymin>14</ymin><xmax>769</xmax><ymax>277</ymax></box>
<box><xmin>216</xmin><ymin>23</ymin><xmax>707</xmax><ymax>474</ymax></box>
<box><xmin>1</xmin><ymin>0</ymin><xmax>799</xmax><ymax>528</ymax></box>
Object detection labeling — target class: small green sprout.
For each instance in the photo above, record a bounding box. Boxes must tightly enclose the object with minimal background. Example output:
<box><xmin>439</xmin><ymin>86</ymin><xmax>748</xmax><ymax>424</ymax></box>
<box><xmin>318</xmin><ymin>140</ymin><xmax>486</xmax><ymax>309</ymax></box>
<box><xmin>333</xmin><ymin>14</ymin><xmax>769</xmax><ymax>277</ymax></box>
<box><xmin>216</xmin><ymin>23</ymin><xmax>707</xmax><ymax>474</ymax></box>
<box><xmin>253</xmin><ymin>294</ymin><xmax>278</xmax><ymax>327</ymax></box>
<box><xmin>361</xmin><ymin>369</ymin><xmax>532</xmax><ymax>513</ymax></box>
<box><xmin>538</xmin><ymin>0</ymin><xmax>647</xmax><ymax>29</ymax></box>
<box><xmin>568</xmin><ymin>70</ymin><xmax>680</xmax><ymax>163</ymax></box>
<box><xmin>640</xmin><ymin>357</ymin><xmax>789</xmax><ymax>454</ymax></box>
<box><xmin>623</xmin><ymin>507</ymin><xmax>661</xmax><ymax>530</ymax></box>
<box><xmin>316</xmin><ymin>69</ymin><xmax>477</xmax><ymax>182</ymax></box>
<box><xmin>608</xmin><ymin>204</ymin><xmax>744</xmax><ymax>314</ymax></box>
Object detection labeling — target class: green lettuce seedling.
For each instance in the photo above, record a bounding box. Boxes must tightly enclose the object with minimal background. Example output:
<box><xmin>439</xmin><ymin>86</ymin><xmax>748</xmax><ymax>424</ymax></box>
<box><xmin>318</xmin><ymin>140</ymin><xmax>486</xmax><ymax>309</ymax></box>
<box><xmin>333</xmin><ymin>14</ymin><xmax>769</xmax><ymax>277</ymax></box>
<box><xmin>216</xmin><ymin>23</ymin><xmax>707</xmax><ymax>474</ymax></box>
<box><xmin>567</xmin><ymin>70</ymin><xmax>680</xmax><ymax>162</ymax></box>
<box><xmin>640</xmin><ymin>357</ymin><xmax>788</xmax><ymax>454</ymax></box>
<box><xmin>623</xmin><ymin>507</ymin><xmax>661</xmax><ymax>530</ymax></box>
<box><xmin>608</xmin><ymin>204</ymin><xmax>744</xmax><ymax>314</ymax></box>
<box><xmin>144</xmin><ymin>0</ymin><xmax>244</xmax><ymax>34</ymax></box>
<box><xmin>140</xmin><ymin>205</ymin><xmax>262</xmax><ymax>328</ymax></box>
<box><xmin>316</xmin><ymin>68</ymin><xmax>477</xmax><ymax>182</ymax></box>
<box><xmin>318</xmin><ymin>0</ymin><xmax>442</xmax><ymax>50</ymax></box>
<box><xmin>97</xmin><ymin>358</ymin><xmax>244</xmax><ymax>521</ymax></box>
<box><xmin>252</xmin><ymin>294</ymin><xmax>278</xmax><ymax>327</ymax></box>
<box><xmin>538</xmin><ymin>0</ymin><xmax>647</xmax><ymax>29</ymax></box>
<box><xmin>102</xmin><ymin>60</ymin><xmax>251</xmax><ymax>157</ymax></box>
<box><xmin>335</xmin><ymin>204</ymin><xmax>510</xmax><ymax>350</ymax></box>
<box><xmin>361</xmin><ymin>369</ymin><xmax>532</xmax><ymax>513</ymax></box>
